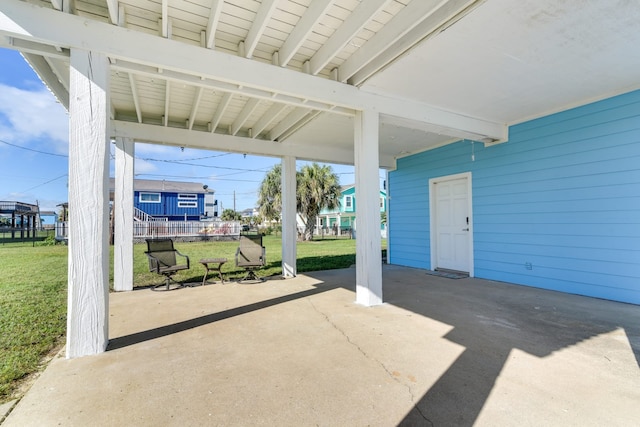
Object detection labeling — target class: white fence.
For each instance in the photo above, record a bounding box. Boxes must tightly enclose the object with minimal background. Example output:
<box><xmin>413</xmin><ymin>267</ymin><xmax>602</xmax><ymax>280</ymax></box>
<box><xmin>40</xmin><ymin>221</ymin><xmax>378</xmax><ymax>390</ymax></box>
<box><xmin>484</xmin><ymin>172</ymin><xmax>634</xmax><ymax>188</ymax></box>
<box><xmin>56</xmin><ymin>220</ymin><xmax>241</xmax><ymax>241</ymax></box>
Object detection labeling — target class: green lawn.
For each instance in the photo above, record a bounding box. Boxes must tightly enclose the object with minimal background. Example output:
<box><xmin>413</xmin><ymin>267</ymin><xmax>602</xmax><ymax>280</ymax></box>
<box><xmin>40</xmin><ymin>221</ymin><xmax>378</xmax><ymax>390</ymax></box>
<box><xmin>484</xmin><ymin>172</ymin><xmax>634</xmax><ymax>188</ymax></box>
<box><xmin>0</xmin><ymin>236</ymin><xmax>385</xmax><ymax>402</ymax></box>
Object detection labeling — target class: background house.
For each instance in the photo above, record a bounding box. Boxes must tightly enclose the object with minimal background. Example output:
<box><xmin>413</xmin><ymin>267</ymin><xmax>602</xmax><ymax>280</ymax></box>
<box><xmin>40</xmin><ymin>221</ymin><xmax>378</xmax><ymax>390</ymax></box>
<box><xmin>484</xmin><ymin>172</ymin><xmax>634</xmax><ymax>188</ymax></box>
<box><xmin>109</xmin><ymin>179</ymin><xmax>216</xmax><ymax>221</ymax></box>
<box><xmin>318</xmin><ymin>185</ymin><xmax>387</xmax><ymax>236</ymax></box>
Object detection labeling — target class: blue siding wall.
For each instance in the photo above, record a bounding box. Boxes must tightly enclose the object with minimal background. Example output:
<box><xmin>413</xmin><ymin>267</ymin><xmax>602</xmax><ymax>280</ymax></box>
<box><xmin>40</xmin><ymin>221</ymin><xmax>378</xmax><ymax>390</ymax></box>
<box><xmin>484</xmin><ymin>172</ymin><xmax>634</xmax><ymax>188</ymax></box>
<box><xmin>389</xmin><ymin>90</ymin><xmax>640</xmax><ymax>304</ymax></box>
<box><xmin>136</xmin><ymin>192</ymin><xmax>204</xmax><ymax>220</ymax></box>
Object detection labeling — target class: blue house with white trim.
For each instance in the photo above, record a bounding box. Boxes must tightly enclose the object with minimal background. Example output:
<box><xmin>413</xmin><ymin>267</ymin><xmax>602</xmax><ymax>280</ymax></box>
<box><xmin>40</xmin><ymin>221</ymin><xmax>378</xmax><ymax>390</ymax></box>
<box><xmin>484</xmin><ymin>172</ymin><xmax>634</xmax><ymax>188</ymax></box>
<box><xmin>109</xmin><ymin>178</ymin><xmax>216</xmax><ymax>221</ymax></box>
<box><xmin>388</xmin><ymin>90</ymin><xmax>640</xmax><ymax>305</ymax></box>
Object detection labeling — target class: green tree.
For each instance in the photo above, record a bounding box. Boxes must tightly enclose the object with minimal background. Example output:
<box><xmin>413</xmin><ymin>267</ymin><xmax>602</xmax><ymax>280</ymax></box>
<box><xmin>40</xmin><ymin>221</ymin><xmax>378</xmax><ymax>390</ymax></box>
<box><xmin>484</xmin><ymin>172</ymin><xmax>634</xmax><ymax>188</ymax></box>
<box><xmin>221</xmin><ymin>208</ymin><xmax>241</xmax><ymax>221</ymax></box>
<box><xmin>257</xmin><ymin>164</ymin><xmax>282</xmax><ymax>222</ymax></box>
<box><xmin>297</xmin><ymin>163</ymin><xmax>340</xmax><ymax>240</ymax></box>
<box><xmin>257</xmin><ymin>163</ymin><xmax>341</xmax><ymax>241</ymax></box>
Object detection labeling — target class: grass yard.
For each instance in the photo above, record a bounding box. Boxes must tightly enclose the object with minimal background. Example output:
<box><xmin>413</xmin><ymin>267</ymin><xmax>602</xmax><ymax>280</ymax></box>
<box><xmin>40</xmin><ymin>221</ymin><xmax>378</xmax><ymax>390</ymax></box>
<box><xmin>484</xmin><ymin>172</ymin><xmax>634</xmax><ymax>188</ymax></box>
<box><xmin>1</xmin><ymin>236</ymin><xmax>384</xmax><ymax>402</ymax></box>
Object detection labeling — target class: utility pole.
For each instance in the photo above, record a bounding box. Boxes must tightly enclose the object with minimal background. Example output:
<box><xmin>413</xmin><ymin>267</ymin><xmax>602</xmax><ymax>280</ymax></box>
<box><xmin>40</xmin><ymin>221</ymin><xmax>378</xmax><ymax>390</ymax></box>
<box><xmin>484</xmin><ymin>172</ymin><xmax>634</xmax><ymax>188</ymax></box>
<box><xmin>233</xmin><ymin>190</ymin><xmax>236</xmax><ymax>214</ymax></box>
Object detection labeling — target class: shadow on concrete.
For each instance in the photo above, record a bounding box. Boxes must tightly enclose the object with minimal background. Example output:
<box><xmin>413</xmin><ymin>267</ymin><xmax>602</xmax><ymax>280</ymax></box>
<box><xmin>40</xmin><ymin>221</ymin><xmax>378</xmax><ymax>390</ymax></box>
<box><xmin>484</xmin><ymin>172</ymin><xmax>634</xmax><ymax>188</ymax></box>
<box><xmin>376</xmin><ymin>270</ymin><xmax>640</xmax><ymax>426</ymax></box>
<box><xmin>107</xmin><ymin>285</ymin><xmax>332</xmax><ymax>351</ymax></box>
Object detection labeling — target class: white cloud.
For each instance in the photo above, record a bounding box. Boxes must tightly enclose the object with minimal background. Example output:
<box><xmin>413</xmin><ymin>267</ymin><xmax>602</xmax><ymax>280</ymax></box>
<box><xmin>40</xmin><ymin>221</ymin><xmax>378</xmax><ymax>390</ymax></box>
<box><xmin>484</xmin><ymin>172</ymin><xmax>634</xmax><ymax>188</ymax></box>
<box><xmin>0</xmin><ymin>83</ymin><xmax>69</xmax><ymax>154</ymax></box>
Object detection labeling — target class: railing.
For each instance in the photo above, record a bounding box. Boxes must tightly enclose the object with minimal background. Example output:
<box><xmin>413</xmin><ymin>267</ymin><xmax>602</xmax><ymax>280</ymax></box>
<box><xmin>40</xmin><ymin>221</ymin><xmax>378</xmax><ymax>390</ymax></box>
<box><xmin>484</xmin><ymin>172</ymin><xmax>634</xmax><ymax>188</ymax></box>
<box><xmin>134</xmin><ymin>220</ymin><xmax>240</xmax><ymax>238</ymax></box>
<box><xmin>133</xmin><ymin>207</ymin><xmax>167</xmax><ymax>222</ymax></box>
<box><xmin>55</xmin><ymin>220</ymin><xmax>240</xmax><ymax>241</ymax></box>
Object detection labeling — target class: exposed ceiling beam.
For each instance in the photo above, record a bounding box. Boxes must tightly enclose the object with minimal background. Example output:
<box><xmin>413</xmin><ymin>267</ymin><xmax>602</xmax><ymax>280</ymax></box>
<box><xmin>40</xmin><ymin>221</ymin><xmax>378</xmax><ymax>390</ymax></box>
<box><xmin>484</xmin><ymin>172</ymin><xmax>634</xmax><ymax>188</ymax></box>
<box><xmin>0</xmin><ymin>36</ymin><xmax>68</xmax><ymax>59</ymax></box>
<box><xmin>308</xmin><ymin>0</ymin><xmax>389</xmax><ymax>75</ymax></box>
<box><xmin>339</xmin><ymin>0</ymin><xmax>445</xmax><ymax>83</ymax></box>
<box><xmin>111</xmin><ymin>120</ymin><xmax>397</xmax><ymax>168</ymax></box>
<box><xmin>279</xmin><ymin>0</ymin><xmax>335</xmax><ymax>67</ymax></box>
<box><xmin>230</xmin><ymin>98</ymin><xmax>260</xmax><ymax>136</ymax></box>
<box><xmin>209</xmin><ymin>92</ymin><xmax>233</xmax><ymax>133</ymax></box>
<box><xmin>161</xmin><ymin>0</ymin><xmax>169</xmax><ymax>38</ymax></box>
<box><xmin>244</xmin><ymin>0</ymin><xmax>278</xmax><ymax>59</ymax></box>
<box><xmin>50</xmin><ymin>0</ymin><xmax>62</xmax><ymax>11</ymax></box>
<box><xmin>349</xmin><ymin>0</ymin><xmax>482</xmax><ymax>86</ymax></box>
<box><xmin>268</xmin><ymin>107</ymin><xmax>312</xmax><ymax>141</ymax></box>
<box><xmin>188</xmin><ymin>86</ymin><xmax>204</xmax><ymax>130</ymax></box>
<box><xmin>21</xmin><ymin>52</ymin><xmax>69</xmax><ymax>108</ymax></box>
<box><xmin>278</xmin><ymin>111</ymin><xmax>323</xmax><ymax>142</ymax></box>
<box><xmin>111</xmin><ymin>60</ymin><xmax>353</xmax><ymax>116</ymax></box>
<box><xmin>250</xmin><ymin>103</ymin><xmax>288</xmax><ymax>139</ymax></box>
<box><xmin>163</xmin><ymin>81</ymin><xmax>170</xmax><ymax>126</ymax></box>
<box><xmin>0</xmin><ymin>1</ymin><xmax>507</xmax><ymax>141</ymax></box>
<box><xmin>204</xmin><ymin>0</ymin><xmax>224</xmax><ymax>49</ymax></box>
<box><xmin>105</xmin><ymin>0</ymin><xmax>119</xmax><ymax>25</ymax></box>
<box><xmin>128</xmin><ymin>73</ymin><xmax>142</xmax><ymax>123</ymax></box>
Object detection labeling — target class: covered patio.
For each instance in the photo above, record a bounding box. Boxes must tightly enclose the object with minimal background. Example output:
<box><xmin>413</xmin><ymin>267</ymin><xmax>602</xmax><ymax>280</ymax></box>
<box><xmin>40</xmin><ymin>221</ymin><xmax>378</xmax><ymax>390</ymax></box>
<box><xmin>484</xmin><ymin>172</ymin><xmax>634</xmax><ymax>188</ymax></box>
<box><xmin>4</xmin><ymin>266</ymin><xmax>640</xmax><ymax>426</ymax></box>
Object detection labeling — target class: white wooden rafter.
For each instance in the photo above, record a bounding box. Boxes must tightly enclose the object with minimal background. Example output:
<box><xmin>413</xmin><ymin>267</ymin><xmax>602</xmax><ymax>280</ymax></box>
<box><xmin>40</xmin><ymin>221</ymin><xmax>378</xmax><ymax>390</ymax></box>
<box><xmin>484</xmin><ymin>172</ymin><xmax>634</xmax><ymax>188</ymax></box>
<box><xmin>278</xmin><ymin>110</ymin><xmax>323</xmax><ymax>142</ymax></box>
<box><xmin>244</xmin><ymin>0</ymin><xmax>278</xmax><ymax>59</ymax></box>
<box><xmin>188</xmin><ymin>86</ymin><xmax>204</xmax><ymax>130</ymax></box>
<box><xmin>209</xmin><ymin>92</ymin><xmax>233</xmax><ymax>132</ymax></box>
<box><xmin>231</xmin><ymin>98</ymin><xmax>260</xmax><ymax>136</ymax></box>
<box><xmin>204</xmin><ymin>0</ymin><xmax>224</xmax><ymax>49</ymax></box>
<box><xmin>105</xmin><ymin>0</ymin><xmax>119</xmax><ymax>25</ymax></box>
<box><xmin>21</xmin><ymin>52</ymin><xmax>69</xmax><ymax>108</ymax></box>
<box><xmin>50</xmin><ymin>0</ymin><xmax>62</xmax><ymax>11</ymax></box>
<box><xmin>339</xmin><ymin>0</ymin><xmax>448</xmax><ymax>83</ymax></box>
<box><xmin>268</xmin><ymin>107</ymin><xmax>313</xmax><ymax>141</ymax></box>
<box><xmin>349</xmin><ymin>0</ymin><xmax>481</xmax><ymax>86</ymax></box>
<box><xmin>308</xmin><ymin>0</ymin><xmax>390</xmax><ymax>75</ymax></box>
<box><xmin>128</xmin><ymin>72</ymin><xmax>142</xmax><ymax>123</ymax></box>
<box><xmin>110</xmin><ymin>120</ymin><xmax>400</xmax><ymax>167</ymax></box>
<box><xmin>250</xmin><ymin>103</ymin><xmax>288</xmax><ymax>138</ymax></box>
<box><xmin>164</xmin><ymin>80</ymin><xmax>170</xmax><ymax>126</ymax></box>
<box><xmin>161</xmin><ymin>0</ymin><xmax>169</xmax><ymax>38</ymax></box>
<box><xmin>279</xmin><ymin>0</ymin><xmax>336</xmax><ymax>67</ymax></box>
<box><xmin>110</xmin><ymin>60</ymin><xmax>354</xmax><ymax>116</ymax></box>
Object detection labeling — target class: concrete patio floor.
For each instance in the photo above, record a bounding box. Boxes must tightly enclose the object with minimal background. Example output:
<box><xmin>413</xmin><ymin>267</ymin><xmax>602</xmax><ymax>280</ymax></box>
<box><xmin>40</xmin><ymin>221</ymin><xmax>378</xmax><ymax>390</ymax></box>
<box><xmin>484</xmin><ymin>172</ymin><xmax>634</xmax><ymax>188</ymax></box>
<box><xmin>3</xmin><ymin>265</ymin><xmax>640</xmax><ymax>426</ymax></box>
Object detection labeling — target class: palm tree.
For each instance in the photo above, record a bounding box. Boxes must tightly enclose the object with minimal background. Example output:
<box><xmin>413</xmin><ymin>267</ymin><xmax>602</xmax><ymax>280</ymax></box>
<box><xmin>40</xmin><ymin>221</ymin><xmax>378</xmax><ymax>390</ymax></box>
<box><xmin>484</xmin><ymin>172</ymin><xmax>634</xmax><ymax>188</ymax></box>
<box><xmin>257</xmin><ymin>163</ymin><xmax>341</xmax><ymax>241</ymax></box>
<box><xmin>257</xmin><ymin>164</ymin><xmax>282</xmax><ymax>222</ymax></box>
<box><xmin>297</xmin><ymin>163</ymin><xmax>340</xmax><ymax>240</ymax></box>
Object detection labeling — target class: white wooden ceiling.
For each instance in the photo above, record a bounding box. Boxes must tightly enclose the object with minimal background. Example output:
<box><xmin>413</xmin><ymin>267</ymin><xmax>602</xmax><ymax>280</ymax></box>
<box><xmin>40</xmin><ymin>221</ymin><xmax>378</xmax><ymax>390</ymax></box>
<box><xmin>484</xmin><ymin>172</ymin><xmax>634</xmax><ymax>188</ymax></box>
<box><xmin>1</xmin><ymin>0</ymin><xmax>639</xmax><ymax>168</ymax></box>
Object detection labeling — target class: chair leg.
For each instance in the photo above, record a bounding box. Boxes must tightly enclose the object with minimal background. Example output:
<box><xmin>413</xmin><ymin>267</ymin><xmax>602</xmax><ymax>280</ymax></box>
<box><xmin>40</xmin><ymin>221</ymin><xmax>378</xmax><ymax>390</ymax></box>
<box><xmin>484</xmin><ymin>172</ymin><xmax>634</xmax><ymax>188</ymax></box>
<box><xmin>152</xmin><ymin>274</ymin><xmax>185</xmax><ymax>291</ymax></box>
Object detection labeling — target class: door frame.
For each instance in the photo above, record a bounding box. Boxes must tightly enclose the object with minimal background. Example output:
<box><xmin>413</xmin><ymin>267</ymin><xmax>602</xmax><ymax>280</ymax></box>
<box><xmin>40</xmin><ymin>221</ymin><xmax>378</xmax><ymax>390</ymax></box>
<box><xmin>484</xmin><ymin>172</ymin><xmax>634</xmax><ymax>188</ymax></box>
<box><xmin>429</xmin><ymin>171</ymin><xmax>474</xmax><ymax>277</ymax></box>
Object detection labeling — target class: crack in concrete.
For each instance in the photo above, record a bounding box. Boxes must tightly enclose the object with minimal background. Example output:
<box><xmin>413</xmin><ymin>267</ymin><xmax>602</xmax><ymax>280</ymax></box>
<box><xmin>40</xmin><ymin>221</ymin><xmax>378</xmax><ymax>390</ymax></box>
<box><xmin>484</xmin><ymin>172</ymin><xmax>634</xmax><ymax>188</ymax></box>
<box><xmin>306</xmin><ymin>299</ymin><xmax>431</xmax><ymax>425</ymax></box>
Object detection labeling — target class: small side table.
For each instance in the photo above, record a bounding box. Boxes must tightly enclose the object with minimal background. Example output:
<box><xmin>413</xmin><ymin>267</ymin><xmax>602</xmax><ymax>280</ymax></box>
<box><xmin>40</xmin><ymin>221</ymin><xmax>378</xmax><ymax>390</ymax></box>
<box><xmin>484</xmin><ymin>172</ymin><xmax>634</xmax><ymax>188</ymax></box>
<box><xmin>199</xmin><ymin>258</ymin><xmax>227</xmax><ymax>286</ymax></box>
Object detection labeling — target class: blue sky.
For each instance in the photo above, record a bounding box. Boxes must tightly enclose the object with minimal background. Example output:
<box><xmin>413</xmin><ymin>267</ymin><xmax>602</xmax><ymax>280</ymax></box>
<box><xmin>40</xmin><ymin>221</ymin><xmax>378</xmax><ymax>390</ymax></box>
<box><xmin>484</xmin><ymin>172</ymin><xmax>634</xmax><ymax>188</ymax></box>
<box><xmin>0</xmin><ymin>48</ymin><xmax>383</xmax><ymax>214</ymax></box>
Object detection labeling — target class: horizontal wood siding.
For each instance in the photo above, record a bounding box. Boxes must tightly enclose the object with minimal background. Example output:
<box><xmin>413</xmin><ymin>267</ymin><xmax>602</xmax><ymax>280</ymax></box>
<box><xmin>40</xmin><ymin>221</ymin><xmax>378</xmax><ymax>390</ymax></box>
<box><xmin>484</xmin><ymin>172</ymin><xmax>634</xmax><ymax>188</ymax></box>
<box><xmin>389</xmin><ymin>90</ymin><xmax>640</xmax><ymax>304</ymax></box>
<box><xmin>135</xmin><ymin>192</ymin><xmax>204</xmax><ymax>219</ymax></box>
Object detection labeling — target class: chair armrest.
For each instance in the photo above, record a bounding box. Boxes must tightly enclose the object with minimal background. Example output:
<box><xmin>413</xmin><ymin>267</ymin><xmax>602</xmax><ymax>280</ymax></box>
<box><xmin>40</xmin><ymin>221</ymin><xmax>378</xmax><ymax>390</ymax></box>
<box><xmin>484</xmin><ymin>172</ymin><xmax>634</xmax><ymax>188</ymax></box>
<box><xmin>145</xmin><ymin>252</ymin><xmax>161</xmax><ymax>273</ymax></box>
<box><xmin>175</xmin><ymin>250</ymin><xmax>190</xmax><ymax>269</ymax></box>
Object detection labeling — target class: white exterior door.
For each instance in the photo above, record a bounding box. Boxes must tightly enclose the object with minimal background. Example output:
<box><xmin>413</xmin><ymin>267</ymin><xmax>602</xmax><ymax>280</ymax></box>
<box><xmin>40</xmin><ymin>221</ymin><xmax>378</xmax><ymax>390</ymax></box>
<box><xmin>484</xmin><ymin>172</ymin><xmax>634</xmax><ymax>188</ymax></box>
<box><xmin>430</xmin><ymin>173</ymin><xmax>473</xmax><ymax>274</ymax></box>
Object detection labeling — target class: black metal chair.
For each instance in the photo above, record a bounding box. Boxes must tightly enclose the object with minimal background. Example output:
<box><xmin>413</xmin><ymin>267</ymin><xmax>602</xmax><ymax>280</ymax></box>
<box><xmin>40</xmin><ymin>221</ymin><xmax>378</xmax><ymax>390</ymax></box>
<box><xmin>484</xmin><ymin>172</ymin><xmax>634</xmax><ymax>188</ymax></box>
<box><xmin>235</xmin><ymin>234</ymin><xmax>266</xmax><ymax>283</ymax></box>
<box><xmin>145</xmin><ymin>238</ymin><xmax>190</xmax><ymax>291</ymax></box>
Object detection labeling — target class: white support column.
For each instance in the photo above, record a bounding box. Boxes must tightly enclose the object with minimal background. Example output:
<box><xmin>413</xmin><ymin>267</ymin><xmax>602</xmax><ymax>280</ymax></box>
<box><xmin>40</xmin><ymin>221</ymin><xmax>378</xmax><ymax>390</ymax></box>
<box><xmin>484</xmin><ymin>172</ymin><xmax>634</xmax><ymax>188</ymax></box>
<box><xmin>66</xmin><ymin>49</ymin><xmax>111</xmax><ymax>358</ymax></box>
<box><xmin>354</xmin><ymin>110</ymin><xmax>383</xmax><ymax>306</ymax></box>
<box><xmin>114</xmin><ymin>137</ymin><xmax>135</xmax><ymax>292</ymax></box>
<box><xmin>281</xmin><ymin>155</ymin><xmax>297</xmax><ymax>278</ymax></box>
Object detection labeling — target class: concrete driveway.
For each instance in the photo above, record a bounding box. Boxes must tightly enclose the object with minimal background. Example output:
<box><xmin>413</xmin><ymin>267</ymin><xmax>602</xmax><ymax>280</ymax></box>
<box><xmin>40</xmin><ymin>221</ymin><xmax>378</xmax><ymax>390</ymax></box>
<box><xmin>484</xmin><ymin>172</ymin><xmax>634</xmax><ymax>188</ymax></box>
<box><xmin>3</xmin><ymin>265</ymin><xmax>639</xmax><ymax>426</ymax></box>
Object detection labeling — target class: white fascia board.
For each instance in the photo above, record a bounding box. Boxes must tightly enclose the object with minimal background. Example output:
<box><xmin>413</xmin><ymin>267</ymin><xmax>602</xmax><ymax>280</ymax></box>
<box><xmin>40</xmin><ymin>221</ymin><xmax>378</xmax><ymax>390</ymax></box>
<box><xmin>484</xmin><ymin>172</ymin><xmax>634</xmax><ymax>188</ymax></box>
<box><xmin>0</xmin><ymin>0</ymin><xmax>506</xmax><ymax>141</ymax></box>
<box><xmin>111</xmin><ymin>120</ymin><xmax>397</xmax><ymax>168</ymax></box>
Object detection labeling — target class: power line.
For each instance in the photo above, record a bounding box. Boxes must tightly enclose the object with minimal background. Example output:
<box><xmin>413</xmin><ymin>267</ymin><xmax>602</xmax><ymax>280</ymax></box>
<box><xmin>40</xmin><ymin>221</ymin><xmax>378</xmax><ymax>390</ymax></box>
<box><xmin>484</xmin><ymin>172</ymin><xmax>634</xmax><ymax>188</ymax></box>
<box><xmin>0</xmin><ymin>138</ymin><xmax>68</xmax><ymax>158</ymax></box>
<box><xmin>19</xmin><ymin>173</ymin><xmax>67</xmax><ymax>193</ymax></box>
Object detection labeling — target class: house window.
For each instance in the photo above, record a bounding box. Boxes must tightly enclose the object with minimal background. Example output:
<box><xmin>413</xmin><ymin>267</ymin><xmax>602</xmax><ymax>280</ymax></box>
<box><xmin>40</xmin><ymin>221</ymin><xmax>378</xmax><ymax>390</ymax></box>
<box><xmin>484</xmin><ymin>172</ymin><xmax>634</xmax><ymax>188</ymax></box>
<box><xmin>140</xmin><ymin>192</ymin><xmax>160</xmax><ymax>203</ymax></box>
<box><xmin>345</xmin><ymin>196</ymin><xmax>352</xmax><ymax>209</ymax></box>
<box><xmin>178</xmin><ymin>193</ymin><xmax>197</xmax><ymax>200</ymax></box>
<box><xmin>380</xmin><ymin>197</ymin><xmax>384</xmax><ymax>209</ymax></box>
<box><xmin>178</xmin><ymin>201</ymin><xmax>198</xmax><ymax>208</ymax></box>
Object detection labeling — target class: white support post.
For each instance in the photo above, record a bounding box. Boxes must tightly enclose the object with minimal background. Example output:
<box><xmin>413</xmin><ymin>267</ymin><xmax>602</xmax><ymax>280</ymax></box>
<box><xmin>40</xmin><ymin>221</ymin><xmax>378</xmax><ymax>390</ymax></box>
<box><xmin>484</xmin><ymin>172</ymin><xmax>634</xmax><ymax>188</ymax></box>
<box><xmin>114</xmin><ymin>137</ymin><xmax>135</xmax><ymax>292</ymax></box>
<box><xmin>66</xmin><ymin>49</ymin><xmax>111</xmax><ymax>358</ymax></box>
<box><xmin>281</xmin><ymin>155</ymin><xmax>297</xmax><ymax>278</ymax></box>
<box><xmin>354</xmin><ymin>110</ymin><xmax>383</xmax><ymax>306</ymax></box>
